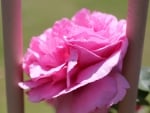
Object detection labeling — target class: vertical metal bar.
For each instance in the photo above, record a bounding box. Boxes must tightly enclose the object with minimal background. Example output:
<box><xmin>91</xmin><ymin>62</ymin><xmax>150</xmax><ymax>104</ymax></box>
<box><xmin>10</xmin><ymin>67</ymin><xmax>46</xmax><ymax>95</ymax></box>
<box><xmin>118</xmin><ymin>0</ymin><xmax>149</xmax><ymax>113</ymax></box>
<box><xmin>1</xmin><ymin>0</ymin><xmax>24</xmax><ymax>113</ymax></box>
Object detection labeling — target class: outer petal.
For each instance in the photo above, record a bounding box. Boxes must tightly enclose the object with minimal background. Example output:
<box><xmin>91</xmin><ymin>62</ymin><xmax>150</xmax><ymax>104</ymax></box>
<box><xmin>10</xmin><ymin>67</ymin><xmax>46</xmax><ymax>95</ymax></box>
<box><xmin>72</xmin><ymin>8</ymin><xmax>91</xmax><ymax>28</ymax></box>
<box><xmin>18</xmin><ymin>77</ymin><xmax>52</xmax><ymax>90</ymax></box>
<box><xmin>27</xmin><ymin>81</ymin><xmax>66</xmax><ymax>102</ymax></box>
<box><xmin>51</xmin><ymin>72</ymin><xmax>128</xmax><ymax>113</ymax></box>
<box><xmin>28</xmin><ymin>63</ymin><xmax>66</xmax><ymax>80</ymax></box>
<box><xmin>71</xmin><ymin>75</ymin><xmax>116</xmax><ymax>113</ymax></box>
<box><xmin>110</xmin><ymin>73</ymin><xmax>129</xmax><ymax>105</ymax></box>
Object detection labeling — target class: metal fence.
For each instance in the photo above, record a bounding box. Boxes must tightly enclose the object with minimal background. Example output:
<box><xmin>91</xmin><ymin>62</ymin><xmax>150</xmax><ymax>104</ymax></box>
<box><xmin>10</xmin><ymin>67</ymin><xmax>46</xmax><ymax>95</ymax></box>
<box><xmin>1</xmin><ymin>0</ymin><xmax>149</xmax><ymax>113</ymax></box>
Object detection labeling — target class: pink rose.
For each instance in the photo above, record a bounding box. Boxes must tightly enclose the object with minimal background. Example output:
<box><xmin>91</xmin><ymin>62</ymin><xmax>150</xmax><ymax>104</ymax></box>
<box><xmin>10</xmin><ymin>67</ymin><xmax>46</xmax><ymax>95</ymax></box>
<box><xmin>19</xmin><ymin>8</ymin><xmax>129</xmax><ymax>113</ymax></box>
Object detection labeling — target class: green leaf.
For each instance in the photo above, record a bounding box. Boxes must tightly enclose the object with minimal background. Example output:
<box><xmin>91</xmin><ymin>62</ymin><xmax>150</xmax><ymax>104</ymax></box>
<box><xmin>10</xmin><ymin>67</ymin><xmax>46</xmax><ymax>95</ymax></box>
<box><xmin>138</xmin><ymin>67</ymin><xmax>150</xmax><ymax>92</ymax></box>
<box><xmin>137</xmin><ymin>90</ymin><xmax>150</xmax><ymax>105</ymax></box>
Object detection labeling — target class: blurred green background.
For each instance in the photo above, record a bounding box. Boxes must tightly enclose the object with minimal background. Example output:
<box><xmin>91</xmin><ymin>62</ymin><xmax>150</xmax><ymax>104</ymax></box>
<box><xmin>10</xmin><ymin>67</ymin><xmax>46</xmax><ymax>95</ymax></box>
<box><xmin>0</xmin><ymin>0</ymin><xmax>150</xmax><ymax>113</ymax></box>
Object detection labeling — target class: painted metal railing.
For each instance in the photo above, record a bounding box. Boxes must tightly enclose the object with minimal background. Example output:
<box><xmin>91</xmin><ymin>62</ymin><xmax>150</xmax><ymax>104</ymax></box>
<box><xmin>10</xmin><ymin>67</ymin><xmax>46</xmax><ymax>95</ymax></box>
<box><xmin>1</xmin><ymin>0</ymin><xmax>149</xmax><ymax>113</ymax></box>
<box><xmin>1</xmin><ymin>0</ymin><xmax>24</xmax><ymax>113</ymax></box>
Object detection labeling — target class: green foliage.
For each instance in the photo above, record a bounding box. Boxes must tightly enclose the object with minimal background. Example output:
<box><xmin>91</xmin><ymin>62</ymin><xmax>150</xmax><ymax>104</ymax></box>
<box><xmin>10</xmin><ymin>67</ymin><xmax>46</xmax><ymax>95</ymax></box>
<box><xmin>137</xmin><ymin>67</ymin><xmax>150</xmax><ymax>112</ymax></box>
<box><xmin>139</xmin><ymin>67</ymin><xmax>150</xmax><ymax>92</ymax></box>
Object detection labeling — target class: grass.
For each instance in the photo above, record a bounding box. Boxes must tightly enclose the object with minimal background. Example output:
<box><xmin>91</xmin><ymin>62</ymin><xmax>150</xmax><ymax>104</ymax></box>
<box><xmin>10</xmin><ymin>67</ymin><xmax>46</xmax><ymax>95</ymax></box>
<box><xmin>0</xmin><ymin>0</ymin><xmax>150</xmax><ymax>113</ymax></box>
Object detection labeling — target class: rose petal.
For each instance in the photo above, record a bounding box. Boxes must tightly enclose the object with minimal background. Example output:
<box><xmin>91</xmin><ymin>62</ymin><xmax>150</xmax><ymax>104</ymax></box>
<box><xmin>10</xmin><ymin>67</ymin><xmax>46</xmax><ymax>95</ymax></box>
<box><xmin>110</xmin><ymin>73</ymin><xmax>130</xmax><ymax>105</ymax></box>
<box><xmin>53</xmin><ymin>48</ymin><xmax>121</xmax><ymax>98</ymax></box>
<box><xmin>18</xmin><ymin>77</ymin><xmax>51</xmax><ymax>90</ymax></box>
<box><xmin>51</xmin><ymin>72</ymin><xmax>128</xmax><ymax>113</ymax></box>
<box><xmin>27</xmin><ymin>81</ymin><xmax>66</xmax><ymax>102</ymax></box>
<box><xmin>69</xmin><ymin>44</ymin><xmax>103</xmax><ymax>66</ymax></box>
<box><xmin>29</xmin><ymin>63</ymin><xmax>66</xmax><ymax>80</ymax></box>
<box><xmin>71</xmin><ymin>75</ymin><xmax>116</xmax><ymax>113</ymax></box>
<box><xmin>66</xmin><ymin>48</ymin><xmax>78</xmax><ymax>88</ymax></box>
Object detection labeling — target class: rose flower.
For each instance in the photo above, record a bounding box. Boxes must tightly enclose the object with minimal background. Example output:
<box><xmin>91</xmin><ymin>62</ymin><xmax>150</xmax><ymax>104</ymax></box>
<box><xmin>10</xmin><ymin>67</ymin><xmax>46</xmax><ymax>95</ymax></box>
<box><xmin>19</xmin><ymin>8</ymin><xmax>129</xmax><ymax>113</ymax></box>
